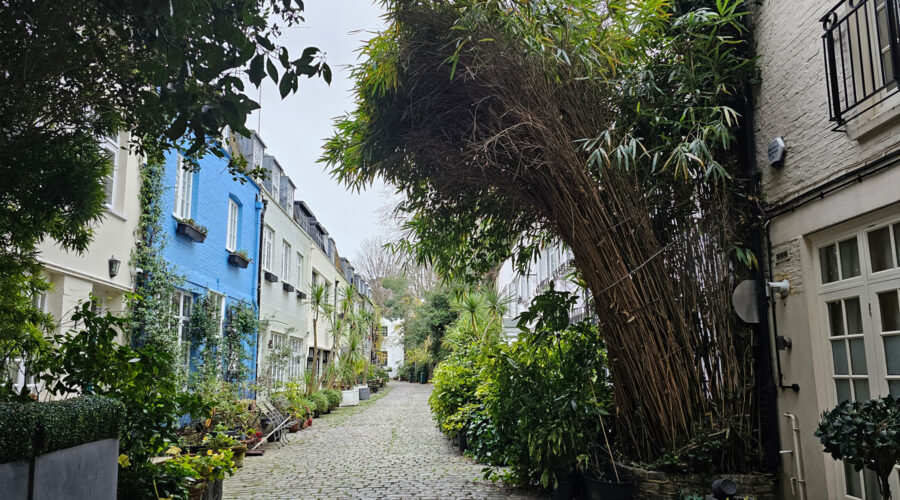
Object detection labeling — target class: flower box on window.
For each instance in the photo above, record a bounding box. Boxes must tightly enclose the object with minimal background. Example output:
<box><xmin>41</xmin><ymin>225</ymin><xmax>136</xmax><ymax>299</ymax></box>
<box><xmin>264</xmin><ymin>271</ymin><xmax>279</xmax><ymax>283</ymax></box>
<box><xmin>176</xmin><ymin>219</ymin><xmax>208</xmax><ymax>243</ymax></box>
<box><xmin>282</xmin><ymin>282</ymin><xmax>295</xmax><ymax>293</ymax></box>
<box><xmin>296</xmin><ymin>290</ymin><xmax>307</xmax><ymax>300</ymax></box>
<box><xmin>227</xmin><ymin>251</ymin><xmax>251</xmax><ymax>269</ymax></box>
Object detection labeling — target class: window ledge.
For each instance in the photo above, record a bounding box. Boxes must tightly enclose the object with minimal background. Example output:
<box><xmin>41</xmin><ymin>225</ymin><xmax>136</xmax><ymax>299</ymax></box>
<box><xmin>846</xmin><ymin>91</ymin><xmax>900</xmax><ymax>142</ymax></box>
<box><xmin>104</xmin><ymin>206</ymin><xmax>127</xmax><ymax>222</ymax></box>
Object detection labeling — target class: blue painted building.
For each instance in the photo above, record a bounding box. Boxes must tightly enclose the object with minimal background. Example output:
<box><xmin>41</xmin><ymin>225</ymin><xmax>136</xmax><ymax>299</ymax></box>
<box><xmin>160</xmin><ymin>144</ymin><xmax>262</xmax><ymax>381</ymax></box>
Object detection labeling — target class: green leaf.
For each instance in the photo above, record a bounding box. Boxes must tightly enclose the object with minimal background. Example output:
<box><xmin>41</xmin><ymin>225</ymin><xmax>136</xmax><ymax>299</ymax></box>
<box><xmin>279</xmin><ymin>72</ymin><xmax>294</xmax><ymax>98</ymax></box>
<box><xmin>266</xmin><ymin>58</ymin><xmax>278</xmax><ymax>82</ymax></box>
<box><xmin>322</xmin><ymin>64</ymin><xmax>332</xmax><ymax>85</ymax></box>
<box><xmin>248</xmin><ymin>54</ymin><xmax>265</xmax><ymax>86</ymax></box>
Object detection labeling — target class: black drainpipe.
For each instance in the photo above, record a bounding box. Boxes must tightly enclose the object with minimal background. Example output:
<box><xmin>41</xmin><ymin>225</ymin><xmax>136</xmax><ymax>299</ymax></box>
<box><xmin>737</xmin><ymin>51</ymin><xmax>782</xmax><ymax>473</ymax></box>
<box><xmin>254</xmin><ymin>196</ymin><xmax>268</xmax><ymax>385</ymax></box>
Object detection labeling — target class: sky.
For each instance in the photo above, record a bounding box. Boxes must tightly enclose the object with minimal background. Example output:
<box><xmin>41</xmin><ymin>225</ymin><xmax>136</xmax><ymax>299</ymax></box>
<box><xmin>246</xmin><ymin>1</ymin><xmax>390</xmax><ymax>261</ymax></box>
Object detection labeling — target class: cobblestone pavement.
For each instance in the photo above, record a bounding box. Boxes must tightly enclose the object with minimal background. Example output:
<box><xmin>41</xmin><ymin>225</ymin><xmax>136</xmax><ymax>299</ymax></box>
<box><xmin>225</xmin><ymin>382</ymin><xmax>544</xmax><ymax>499</ymax></box>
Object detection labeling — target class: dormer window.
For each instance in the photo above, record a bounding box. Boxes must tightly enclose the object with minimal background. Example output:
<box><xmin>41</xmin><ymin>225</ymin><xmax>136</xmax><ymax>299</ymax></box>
<box><xmin>271</xmin><ymin>167</ymin><xmax>281</xmax><ymax>203</ymax></box>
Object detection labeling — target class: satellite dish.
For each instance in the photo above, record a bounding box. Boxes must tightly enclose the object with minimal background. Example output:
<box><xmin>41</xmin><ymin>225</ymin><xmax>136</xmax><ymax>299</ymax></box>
<box><xmin>732</xmin><ymin>280</ymin><xmax>760</xmax><ymax>324</ymax></box>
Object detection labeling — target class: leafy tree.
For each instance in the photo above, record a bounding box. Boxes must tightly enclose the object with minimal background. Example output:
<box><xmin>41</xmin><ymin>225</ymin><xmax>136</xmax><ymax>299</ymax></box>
<box><xmin>323</xmin><ymin>0</ymin><xmax>760</xmax><ymax>466</ymax></box>
<box><xmin>0</xmin><ymin>0</ymin><xmax>329</xmax><ymax>386</ymax></box>
<box><xmin>404</xmin><ymin>286</ymin><xmax>457</xmax><ymax>362</ymax></box>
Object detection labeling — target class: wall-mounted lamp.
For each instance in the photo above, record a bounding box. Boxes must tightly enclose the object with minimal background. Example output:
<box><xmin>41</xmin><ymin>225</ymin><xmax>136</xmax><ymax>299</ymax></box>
<box><xmin>768</xmin><ymin>279</ymin><xmax>791</xmax><ymax>299</ymax></box>
<box><xmin>108</xmin><ymin>255</ymin><xmax>121</xmax><ymax>278</ymax></box>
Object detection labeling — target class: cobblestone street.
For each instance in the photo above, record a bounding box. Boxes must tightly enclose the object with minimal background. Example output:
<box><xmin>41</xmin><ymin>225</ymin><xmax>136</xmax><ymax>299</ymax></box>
<box><xmin>224</xmin><ymin>382</ymin><xmax>543</xmax><ymax>499</ymax></box>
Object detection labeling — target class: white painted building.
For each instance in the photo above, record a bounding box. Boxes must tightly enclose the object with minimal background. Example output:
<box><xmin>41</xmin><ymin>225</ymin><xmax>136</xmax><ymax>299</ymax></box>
<box><xmin>754</xmin><ymin>1</ymin><xmax>900</xmax><ymax>498</ymax></box>
<box><xmin>380</xmin><ymin>318</ymin><xmax>404</xmax><ymax>378</ymax></box>
<box><xmin>24</xmin><ymin>132</ymin><xmax>143</xmax><ymax>394</ymax></box>
<box><xmin>496</xmin><ymin>242</ymin><xmax>592</xmax><ymax>341</ymax></box>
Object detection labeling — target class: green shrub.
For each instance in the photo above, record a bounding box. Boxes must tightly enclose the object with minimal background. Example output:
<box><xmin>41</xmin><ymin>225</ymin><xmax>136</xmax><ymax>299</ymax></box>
<box><xmin>429</xmin><ymin>355</ymin><xmax>478</xmax><ymax>437</ymax></box>
<box><xmin>310</xmin><ymin>392</ymin><xmax>329</xmax><ymax>415</ymax></box>
<box><xmin>0</xmin><ymin>395</ymin><xmax>125</xmax><ymax>463</ymax></box>
<box><xmin>323</xmin><ymin>389</ymin><xmax>341</xmax><ymax>410</ymax></box>
<box><xmin>816</xmin><ymin>396</ymin><xmax>900</xmax><ymax>499</ymax></box>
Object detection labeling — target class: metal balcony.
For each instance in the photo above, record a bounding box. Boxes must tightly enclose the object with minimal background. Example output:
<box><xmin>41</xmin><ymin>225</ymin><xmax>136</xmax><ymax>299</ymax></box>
<box><xmin>822</xmin><ymin>0</ymin><xmax>900</xmax><ymax>126</ymax></box>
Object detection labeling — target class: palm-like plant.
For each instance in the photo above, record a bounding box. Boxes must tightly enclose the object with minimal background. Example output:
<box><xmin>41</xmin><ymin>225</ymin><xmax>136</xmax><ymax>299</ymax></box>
<box><xmin>319</xmin><ymin>284</ymin><xmax>357</xmax><ymax>388</ymax></box>
<box><xmin>307</xmin><ymin>283</ymin><xmax>333</xmax><ymax>395</ymax></box>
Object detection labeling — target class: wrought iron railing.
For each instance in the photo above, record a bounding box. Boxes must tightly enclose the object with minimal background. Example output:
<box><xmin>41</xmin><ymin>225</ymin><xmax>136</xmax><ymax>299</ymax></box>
<box><xmin>822</xmin><ymin>0</ymin><xmax>900</xmax><ymax>125</ymax></box>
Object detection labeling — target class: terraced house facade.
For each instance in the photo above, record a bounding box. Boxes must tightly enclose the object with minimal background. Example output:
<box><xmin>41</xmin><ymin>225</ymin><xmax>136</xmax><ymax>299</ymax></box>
<box><xmin>755</xmin><ymin>1</ymin><xmax>900</xmax><ymax>498</ymax></box>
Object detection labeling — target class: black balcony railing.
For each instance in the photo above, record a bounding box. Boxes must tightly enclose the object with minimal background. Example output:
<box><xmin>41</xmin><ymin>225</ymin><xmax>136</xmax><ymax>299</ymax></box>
<box><xmin>822</xmin><ymin>0</ymin><xmax>900</xmax><ymax>126</ymax></box>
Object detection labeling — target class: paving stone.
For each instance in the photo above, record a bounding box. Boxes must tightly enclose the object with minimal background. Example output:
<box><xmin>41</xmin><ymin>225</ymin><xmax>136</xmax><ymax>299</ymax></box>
<box><xmin>224</xmin><ymin>382</ymin><xmax>545</xmax><ymax>499</ymax></box>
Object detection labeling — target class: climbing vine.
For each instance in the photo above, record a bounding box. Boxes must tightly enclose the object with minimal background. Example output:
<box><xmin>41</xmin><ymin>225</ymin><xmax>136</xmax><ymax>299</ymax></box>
<box><xmin>189</xmin><ymin>292</ymin><xmax>222</xmax><ymax>381</ymax></box>
<box><xmin>223</xmin><ymin>301</ymin><xmax>257</xmax><ymax>384</ymax></box>
<box><xmin>130</xmin><ymin>155</ymin><xmax>184</xmax><ymax>378</ymax></box>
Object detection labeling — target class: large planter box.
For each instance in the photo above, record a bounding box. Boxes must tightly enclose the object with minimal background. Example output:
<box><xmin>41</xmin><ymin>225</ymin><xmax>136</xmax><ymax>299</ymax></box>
<box><xmin>340</xmin><ymin>389</ymin><xmax>359</xmax><ymax>406</ymax></box>
<box><xmin>0</xmin><ymin>438</ymin><xmax>119</xmax><ymax>500</ymax></box>
<box><xmin>176</xmin><ymin>221</ymin><xmax>207</xmax><ymax>243</ymax></box>
<box><xmin>358</xmin><ymin>386</ymin><xmax>371</xmax><ymax>400</ymax></box>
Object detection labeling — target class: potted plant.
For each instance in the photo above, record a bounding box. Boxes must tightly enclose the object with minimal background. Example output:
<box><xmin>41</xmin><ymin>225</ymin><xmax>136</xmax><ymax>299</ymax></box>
<box><xmin>228</xmin><ymin>250</ymin><xmax>251</xmax><ymax>268</ymax></box>
<box><xmin>176</xmin><ymin>218</ymin><xmax>208</xmax><ymax>243</ymax></box>
<box><xmin>816</xmin><ymin>395</ymin><xmax>900</xmax><ymax>500</ymax></box>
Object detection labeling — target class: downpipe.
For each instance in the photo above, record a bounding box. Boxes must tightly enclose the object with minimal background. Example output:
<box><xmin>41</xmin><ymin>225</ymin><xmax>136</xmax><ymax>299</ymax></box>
<box><xmin>780</xmin><ymin>413</ymin><xmax>807</xmax><ymax>500</ymax></box>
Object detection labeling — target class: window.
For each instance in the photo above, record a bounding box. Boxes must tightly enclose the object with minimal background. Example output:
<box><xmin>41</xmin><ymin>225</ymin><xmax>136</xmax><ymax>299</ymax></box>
<box><xmin>281</xmin><ymin>241</ymin><xmax>291</xmax><ymax>282</ymax></box>
<box><xmin>213</xmin><ymin>292</ymin><xmax>226</xmax><ymax>338</ymax></box>
<box><xmin>312</xmin><ymin>270</ymin><xmax>319</xmax><ymax>288</ymax></box>
<box><xmin>270</xmin><ymin>333</ymin><xmax>286</xmax><ymax>383</ymax></box>
<box><xmin>172</xmin><ymin>290</ymin><xmax>193</xmax><ymax>369</ymax></box>
<box><xmin>296</xmin><ymin>252</ymin><xmax>304</xmax><ymax>288</ymax></box>
<box><xmin>5</xmin><ymin>293</ymin><xmax>46</xmax><ymax>395</ymax></box>
<box><xmin>226</xmin><ymin>199</ymin><xmax>239</xmax><ymax>252</ymax></box>
<box><xmin>816</xmin><ymin>214</ymin><xmax>900</xmax><ymax>499</ymax></box>
<box><xmin>819</xmin><ymin>237</ymin><xmax>862</xmax><ymax>284</ymax></box>
<box><xmin>271</xmin><ymin>168</ymin><xmax>280</xmax><ymax>204</ymax></box>
<box><xmin>173</xmin><ymin>154</ymin><xmax>193</xmax><ymax>219</ymax></box>
<box><xmin>262</xmin><ymin>226</ymin><xmax>274</xmax><ymax>271</ymax></box>
<box><xmin>288</xmin><ymin>337</ymin><xmax>304</xmax><ymax>380</ymax></box>
<box><xmin>101</xmin><ymin>135</ymin><xmax>118</xmax><ymax>207</ymax></box>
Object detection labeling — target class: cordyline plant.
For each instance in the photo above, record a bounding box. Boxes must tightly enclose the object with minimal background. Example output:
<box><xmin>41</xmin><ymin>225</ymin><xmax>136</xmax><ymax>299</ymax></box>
<box><xmin>323</xmin><ymin>0</ymin><xmax>761</xmax><ymax>469</ymax></box>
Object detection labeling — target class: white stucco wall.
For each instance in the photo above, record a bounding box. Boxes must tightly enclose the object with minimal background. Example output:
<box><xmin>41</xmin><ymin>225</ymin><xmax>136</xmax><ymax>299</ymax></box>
<box><xmin>381</xmin><ymin>318</ymin><xmax>404</xmax><ymax>377</ymax></box>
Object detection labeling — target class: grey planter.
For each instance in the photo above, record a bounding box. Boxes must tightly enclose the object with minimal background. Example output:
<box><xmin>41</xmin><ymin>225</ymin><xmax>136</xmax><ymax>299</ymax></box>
<box><xmin>0</xmin><ymin>437</ymin><xmax>119</xmax><ymax>500</ymax></box>
<box><xmin>176</xmin><ymin>221</ymin><xmax>207</xmax><ymax>243</ymax></box>
<box><xmin>358</xmin><ymin>386</ymin><xmax>371</xmax><ymax>400</ymax></box>
<box><xmin>227</xmin><ymin>253</ymin><xmax>250</xmax><ymax>268</ymax></box>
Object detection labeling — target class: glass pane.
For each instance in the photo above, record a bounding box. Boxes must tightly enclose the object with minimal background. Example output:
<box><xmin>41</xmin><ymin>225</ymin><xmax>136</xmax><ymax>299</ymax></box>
<box><xmin>850</xmin><ymin>338</ymin><xmax>868</xmax><ymax>375</ymax></box>
<box><xmin>839</xmin><ymin>238</ymin><xmax>861</xmax><ymax>279</ymax></box>
<box><xmin>845</xmin><ymin>298</ymin><xmax>863</xmax><ymax>335</ymax></box>
<box><xmin>863</xmin><ymin>468</ymin><xmax>880</xmax><ymax>500</ymax></box>
<box><xmin>828</xmin><ymin>301</ymin><xmax>845</xmax><ymax>336</ymax></box>
<box><xmin>853</xmin><ymin>379</ymin><xmax>870</xmax><ymax>401</ymax></box>
<box><xmin>844</xmin><ymin>460</ymin><xmax>863</xmax><ymax>498</ymax></box>
<box><xmin>889</xmin><ymin>380</ymin><xmax>900</xmax><ymax>397</ymax></box>
<box><xmin>820</xmin><ymin>245</ymin><xmax>840</xmax><ymax>283</ymax></box>
<box><xmin>868</xmin><ymin>227</ymin><xmax>894</xmax><ymax>272</ymax></box>
<box><xmin>895</xmin><ymin>223</ymin><xmax>900</xmax><ymax>266</ymax></box>
<box><xmin>878</xmin><ymin>290</ymin><xmax>900</xmax><ymax>332</ymax></box>
<box><xmin>884</xmin><ymin>336</ymin><xmax>900</xmax><ymax>375</ymax></box>
<box><xmin>836</xmin><ymin>379</ymin><xmax>852</xmax><ymax>403</ymax></box>
<box><xmin>832</xmin><ymin>340</ymin><xmax>849</xmax><ymax>375</ymax></box>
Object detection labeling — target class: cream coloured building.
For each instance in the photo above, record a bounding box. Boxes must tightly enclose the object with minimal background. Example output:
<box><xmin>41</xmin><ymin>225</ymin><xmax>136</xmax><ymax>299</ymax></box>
<box><xmin>755</xmin><ymin>1</ymin><xmax>900</xmax><ymax>498</ymax></box>
<box><xmin>22</xmin><ymin>132</ymin><xmax>143</xmax><ymax>393</ymax></box>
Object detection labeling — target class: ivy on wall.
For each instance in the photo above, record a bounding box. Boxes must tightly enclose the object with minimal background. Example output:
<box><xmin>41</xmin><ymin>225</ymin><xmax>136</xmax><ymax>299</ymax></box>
<box><xmin>130</xmin><ymin>156</ymin><xmax>184</xmax><ymax>378</ymax></box>
<box><xmin>189</xmin><ymin>292</ymin><xmax>221</xmax><ymax>381</ymax></box>
<box><xmin>223</xmin><ymin>301</ymin><xmax>257</xmax><ymax>384</ymax></box>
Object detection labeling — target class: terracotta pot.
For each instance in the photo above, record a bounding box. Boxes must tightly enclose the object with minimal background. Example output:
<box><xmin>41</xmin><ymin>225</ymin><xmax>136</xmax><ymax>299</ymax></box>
<box><xmin>288</xmin><ymin>421</ymin><xmax>300</xmax><ymax>433</ymax></box>
<box><xmin>307</xmin><ymin>417</ymin><xmax>313</xmax><ymax>427</ymax></box>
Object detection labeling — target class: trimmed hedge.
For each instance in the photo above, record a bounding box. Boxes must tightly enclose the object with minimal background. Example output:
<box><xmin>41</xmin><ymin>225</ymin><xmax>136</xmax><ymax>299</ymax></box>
<box><xmin>0</xmin><ymin>395</ymin><xmax>124</xmax><ymax>463</ymax></box>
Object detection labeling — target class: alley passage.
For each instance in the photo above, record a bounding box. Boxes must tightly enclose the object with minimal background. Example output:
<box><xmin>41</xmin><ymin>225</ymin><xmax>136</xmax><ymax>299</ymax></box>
<box><xmin>224</xmin><ymin>382</ymin><xmax>543</xmax><ymax>499</ymax></box>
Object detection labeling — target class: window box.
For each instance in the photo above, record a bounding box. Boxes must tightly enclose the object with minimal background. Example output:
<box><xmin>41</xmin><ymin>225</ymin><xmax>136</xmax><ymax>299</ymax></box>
<box><xmin>282</xmin><ymin>282</ymin><xmax>295</xmax><ymax>293</ymax></box>
<box><xmin>176</xmin><ymin>219</ymin><xmax>207</xmax><ymax>243</ymax></box>
<box><xmin>296</xmin><ymin>290</ymin><xmax>307</xmax><ymax>300</ymax></box>
<box><xmin>264</xmin><ymin>271</ymin><xmax>279</xmax><ymax>283</ymax></box>
<box><xmin>228</xmin><ymin>252</ymin><xmax>251</xmax><ymax>269</ymax></box>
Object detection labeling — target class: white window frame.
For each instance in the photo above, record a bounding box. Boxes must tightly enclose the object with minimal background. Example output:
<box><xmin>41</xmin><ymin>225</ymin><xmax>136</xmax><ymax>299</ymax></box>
<box><xmin>226</xmin><ymin>199</ymin><xmax>239</xmax><ymax>252</ymax></box>
<box><xmin>173</xmin><ymin>154</ymin><xmax>193</xmax><ymax>220</ymax></box>
<box><xmin>288</xmin><ymin>337</ymin><xmax>304</xmax><ymax>380</ymax></box>
<box><xmin>296</xmin><ymin>252</ymin><xmax>304</xmax><ymax>289</ymax></box>
<box><xmin>101</xmin><ymin>135</ymin><xmax>119</xmax><ymax>208</ymax></box>
<box><xmin>281</xmin><ymin>240</ymin><xmax>292</xmax><ymax>283</ymax></box>
<box><xmin>262</xmin><ymin>226</ymin><xmax>274</xmax><ymax>272</ymax></box>
<box><xmin>814</xmin><ymin>210</ymin><xmax>900</xmax><ymax>500</ymax></box>
<box><xmin>172</xmin><ymin>290</ymin><xmax>193</xmax><ymax>370</ymax></box>
<box><xmin>271</xmin><ymin>168</ymin><xmax>281</xmax><ymax>204</ymax></box>
<box><xmin>270</xmin><ymin>333</ymin><xmax>287</xmax><ymax>383</ymax></box>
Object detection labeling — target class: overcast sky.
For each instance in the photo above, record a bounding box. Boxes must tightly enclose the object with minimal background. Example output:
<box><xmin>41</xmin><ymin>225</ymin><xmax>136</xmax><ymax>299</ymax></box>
<box><xmin>246</xmin><ymin>1</ymin><xmax>389</xmax><ymax>261</ymax></box>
